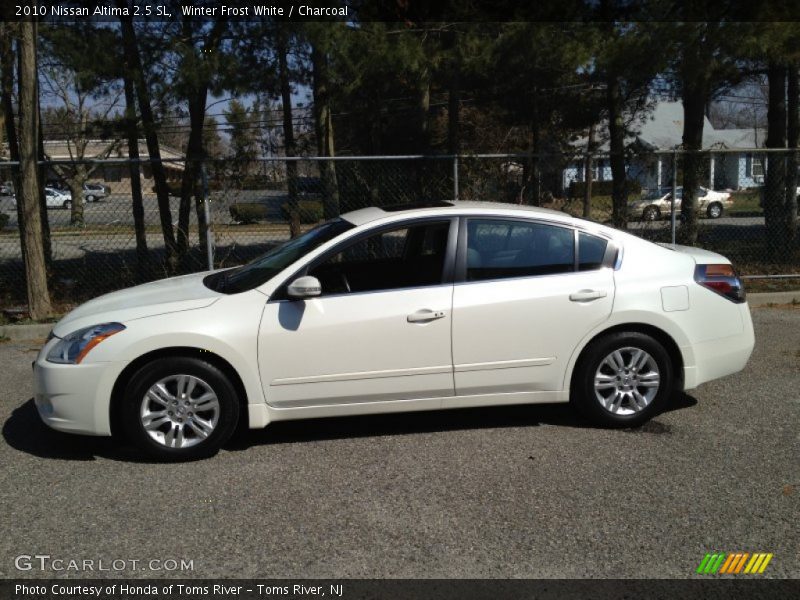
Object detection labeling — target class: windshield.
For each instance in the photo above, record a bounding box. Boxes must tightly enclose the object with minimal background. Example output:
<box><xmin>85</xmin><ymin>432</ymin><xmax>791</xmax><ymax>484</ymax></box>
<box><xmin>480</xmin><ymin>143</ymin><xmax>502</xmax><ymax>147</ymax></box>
<box><xmin>207</xmin><ymin>218</ymin><xmax>354</xmax><ymax>294</ymax></box>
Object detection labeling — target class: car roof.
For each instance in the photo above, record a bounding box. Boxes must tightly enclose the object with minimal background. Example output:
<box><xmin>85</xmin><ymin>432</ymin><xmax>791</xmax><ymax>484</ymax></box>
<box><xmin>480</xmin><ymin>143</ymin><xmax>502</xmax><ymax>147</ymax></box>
<box><xmin>341</xmin><ymin>200</ymin><xmax>589</xmax><ymax>229</ymax></box>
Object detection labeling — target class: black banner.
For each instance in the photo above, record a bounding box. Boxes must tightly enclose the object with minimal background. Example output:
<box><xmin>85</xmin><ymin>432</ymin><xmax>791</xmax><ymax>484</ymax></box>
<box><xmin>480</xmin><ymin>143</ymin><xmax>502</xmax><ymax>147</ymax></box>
<box><xmin>2</xmin><ymin>579</ymin><xmax>799</xmax><ymax>600</ymax></box>
<box><xmin>3</xmin><ymin>0</ymin><xmax>800</xmax><ymax>23</ymax></box>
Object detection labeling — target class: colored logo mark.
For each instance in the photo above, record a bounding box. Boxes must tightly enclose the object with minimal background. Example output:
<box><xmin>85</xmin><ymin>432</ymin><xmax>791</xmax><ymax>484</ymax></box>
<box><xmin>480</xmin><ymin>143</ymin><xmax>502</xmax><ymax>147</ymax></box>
<box><xmin>696</xmin><ymin>552</ymin><xmax>773</xmax><ymax>574</ymax></box>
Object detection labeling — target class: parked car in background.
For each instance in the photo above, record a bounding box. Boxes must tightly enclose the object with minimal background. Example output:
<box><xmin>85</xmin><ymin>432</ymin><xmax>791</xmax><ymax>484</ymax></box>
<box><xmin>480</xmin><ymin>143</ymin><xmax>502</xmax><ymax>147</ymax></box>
<box><xmin>629</xmin><ymin>186</ymin><xmax>733</xmax><ymax>221</ymax></box>
<box><xmin>33</xmin><ymin>201</ymin><xmax>754</xmax><ymax>460</ymax></box>
<box><xmin>83</xmin><ymin>182</ymin><xmax>109</xmax><ymax>202</ymax></box>
<box><xmin>9</xmin><ymin>187</ymin><xmax>72</xmax><ymax>209</ymax></box>
<box><xmin>44</xmin><ymin>187</ymin><xmax>73</xmax><ymax>209</ymax></box>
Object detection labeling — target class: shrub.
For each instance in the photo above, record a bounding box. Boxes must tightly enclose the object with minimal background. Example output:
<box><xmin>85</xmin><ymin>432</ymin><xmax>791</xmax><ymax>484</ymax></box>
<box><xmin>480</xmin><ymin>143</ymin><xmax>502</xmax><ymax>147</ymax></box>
<box><xmin>229</xmin><ymin>203</ymin><xmax>270</xmax><ymax>224</ymax></box>
<box><xmin>0</xmin><ymin>212</ymin><xmax>8</xmax><ymax>229</ymax></box>
<box><xmin>569</xmin><ymin>180</ymin><xmax>641</xmax><ymax>198</ymax></box>
<box><xmin>280</xmin><ymin>199</ymin><xmax>324</xmax><ymax>224</ymax></box>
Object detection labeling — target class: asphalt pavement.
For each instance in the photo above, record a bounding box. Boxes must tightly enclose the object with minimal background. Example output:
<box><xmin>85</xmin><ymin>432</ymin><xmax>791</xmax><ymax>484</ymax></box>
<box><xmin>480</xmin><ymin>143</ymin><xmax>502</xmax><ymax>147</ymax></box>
<box><xmin>0</xmin><ymin>307</ymin><xmax>797</xmax><ymax>579</ymax></box>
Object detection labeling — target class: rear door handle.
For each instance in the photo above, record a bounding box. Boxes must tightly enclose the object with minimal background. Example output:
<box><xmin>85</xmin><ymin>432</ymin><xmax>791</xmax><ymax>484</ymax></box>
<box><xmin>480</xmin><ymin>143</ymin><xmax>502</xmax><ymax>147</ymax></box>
<box><xmin>407</xmin><ymin>309</ymin><xmax>447</xmax><ymax>323</ymax></box>
<box><xmin>569</xmin><ymin>289</ymin><xmax>608</xmax><ymax>302</ymax></box>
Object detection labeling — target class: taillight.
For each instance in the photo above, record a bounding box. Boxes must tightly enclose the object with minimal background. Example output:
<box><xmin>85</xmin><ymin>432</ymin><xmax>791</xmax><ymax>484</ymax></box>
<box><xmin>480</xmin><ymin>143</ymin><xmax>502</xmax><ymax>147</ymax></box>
<box><xmin>694</xmin><ymin>264</ymin><xmax>746</xmax><ymax>303</ymax></box>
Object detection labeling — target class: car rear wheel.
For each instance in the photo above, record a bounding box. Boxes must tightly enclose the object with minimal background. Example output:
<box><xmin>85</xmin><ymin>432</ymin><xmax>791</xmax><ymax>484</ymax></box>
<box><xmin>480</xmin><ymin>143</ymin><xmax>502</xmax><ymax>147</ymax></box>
<box><xmin>572</xmin><ymin>332</ymin><xmax>673</xmax><ymax>427</ymax></box>
<box><xmin>121</xmin><ymin>357</ymin><xmax>240</xmax><ymax>460</ymax></box>
<box><xmin>86</xmin><ymin>194</ymin><xmax>96</xmax><ymax>202</ymax></box>
<box><xmin>642</xmin><ymin>206</ymin><xmax>660</xmax><ymax>221</ymax></box>
<box><xmin>63</xmin><ymin>200</ymin><xmax>72</xmax><ymax>210</ymax></box>
<box><xmin>707</xmin><ymin>202</ymin><xmax>723</xmax><ymax>219</ymax></box>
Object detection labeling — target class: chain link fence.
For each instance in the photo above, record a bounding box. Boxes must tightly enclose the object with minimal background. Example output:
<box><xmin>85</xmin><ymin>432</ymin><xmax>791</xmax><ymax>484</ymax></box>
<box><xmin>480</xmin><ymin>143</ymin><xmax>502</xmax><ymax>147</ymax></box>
<box><xmin>0</xmin><ymin>150</ymin><xmax>799</xmax><ymax>308</ymax></box>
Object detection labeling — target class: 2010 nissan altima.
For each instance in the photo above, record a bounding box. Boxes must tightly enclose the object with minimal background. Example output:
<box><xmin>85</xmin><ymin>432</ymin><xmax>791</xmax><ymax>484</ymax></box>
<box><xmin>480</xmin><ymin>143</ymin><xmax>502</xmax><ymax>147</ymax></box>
<box><xmin>33</xmin><ymin>201</ymin><xmax>755</xmax><ymax>460</ymax></box>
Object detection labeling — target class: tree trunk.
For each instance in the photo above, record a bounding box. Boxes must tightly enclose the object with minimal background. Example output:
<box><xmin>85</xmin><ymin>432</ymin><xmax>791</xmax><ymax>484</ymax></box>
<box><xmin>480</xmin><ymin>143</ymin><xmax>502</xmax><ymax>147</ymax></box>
<box><xmin>67</xmin><ymin>179</ymin><xmax>85</xmax><ymax>223</ymax></box>
<box><xmin>765</xmin><ymin>62</ymin><xmax>787</xmax><ymax>261</ymax></box>
<box><xmin>36</xmin><ymin>104</ymin><xmax>51</xmax><ymax>263</ymax></box>
<box><xmin>312</xmin><ymin>44</ymin><xmax>340</xmax><ymax>221</ymax></box>
<box><xmin>177</xmin><ymin>18</ymin><xmax>224</xmax><ymax>269</ymax></box>
<box><xmin>785</xmin><ymin>64</ymin><xmax>798</xmax><ymax>248</ymax></box>
<box><xmin>416</xmin><ymin>67</ymin><xmax>431</xmax><ymax>199</ymax></box>
<box><xmin>583</xmin><ymin>123</ymin><xmax>595</xmax><ymax>219</ymax></box>
<box><xmin>526</xmin><ymin>90</ymin><xmax>542</xmax><ymax>207</ymax></box>
<box><xmin>66</xmin><ymin>170</ymin><xmax>86</xmax><ymax>227</ymax></box>
<box><xmin>178</xmin><ymin>90</ymin><xmax>207</xmax><ymax>268</ymax></box>
<box><xmin>607</xmin><ymin>73</ymin><xmax>628</xmax><ymax>230</ymax></box>
<box><xmin>680</xmin><ymin>77</ymin><xmax>708</xmax><ymax>245</ymax></box>
<box><xmin>417</xmin><ymin>67</ymin><xmax>431</xmax><ymax>153</ymax></box>
<box><xmin>123</xmin><ymin>70</ymin><xmax>148</xmax><ymax>279</ymax></box>
<box><xmin>447</xmin><ymin>59</ymin><xmax>460</xmax><ymax>156</ymax></box>
<box><xmin>118</xmin><ymin>6</ymin><xmax>178</xmax><ymax>272</ymax></box>
<box><xmin>18</xmin><ymin>20</ymin><xmax>51</xmax><ymax>319</ymax></box>
<box><xmin>0</xmin><ymin>23</ymin><xmax>25</xmax><ymax>267</ymax></box>
<box><xmin>277</xmin><ymin>30</ymin><xmax>300</xmax><ymax>238</ymax></box>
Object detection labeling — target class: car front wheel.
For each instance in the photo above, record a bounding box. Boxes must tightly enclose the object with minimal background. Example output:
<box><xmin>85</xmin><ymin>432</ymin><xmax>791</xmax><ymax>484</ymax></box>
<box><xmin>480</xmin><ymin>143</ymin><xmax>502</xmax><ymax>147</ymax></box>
<box><xmin>86</xmin><ymin>194</ymin><xmax>96</xmax><ymax>202</ymax></box>
<box><xmin>63</xmin><ymin>200</ymin><xmax>72</xmax><ymax>210</ymax></box>
<box><xmin>121</xmin><ymin>357</ymin><xmax>240</xmax><ymax>460</ymax></box>
<box><xmin>572</xmin><ymin>332</ymin><xmax>673</xmax><ymax>427</ymax></box>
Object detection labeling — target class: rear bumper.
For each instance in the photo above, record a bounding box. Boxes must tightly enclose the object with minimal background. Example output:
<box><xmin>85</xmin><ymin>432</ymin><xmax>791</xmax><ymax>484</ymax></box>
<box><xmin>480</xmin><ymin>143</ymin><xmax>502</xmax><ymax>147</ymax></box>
<box><xmin>682</xmin><ymin>304</ymin><xmax>755</xmax><ymax>390</ymax></box>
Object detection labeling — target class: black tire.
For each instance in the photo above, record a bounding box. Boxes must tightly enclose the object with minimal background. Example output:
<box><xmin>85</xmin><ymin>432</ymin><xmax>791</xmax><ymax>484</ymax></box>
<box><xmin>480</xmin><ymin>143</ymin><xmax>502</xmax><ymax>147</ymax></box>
<box><xmin>63</xmin><ymin>200</ymin><xmax>72</xmax><ymax>210</ymax></box>
<box><xmin>86</xmin><ymin>194</ymin><xmax>96</xmax><ymax>203</ymax></box>
<box><xmin>642</xmin><ymin>206</ymin><xmax>660</xmax><ymax>221</ymax></box>
<box><xmin>571</xmin><ymin>331</ymin><xmax>673</xmax><ymax>427</ymax></box>
<box><xmin>120</xmin><ymin>357</ymin><xmax>240</xmax><ymax>460</ymax></box>
<box><xmin>706</xmin><ymin>202</ymin><xmax>723</xmax><ymax>219</ymax></box>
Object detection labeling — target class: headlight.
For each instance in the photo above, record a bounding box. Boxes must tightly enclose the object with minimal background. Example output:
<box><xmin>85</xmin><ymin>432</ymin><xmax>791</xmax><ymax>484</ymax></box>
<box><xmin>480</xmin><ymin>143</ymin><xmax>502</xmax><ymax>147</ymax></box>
<box><xmin>46</xmin><ymin>322</ymin><xmax>125</xmax><ymax>364</ymax></box>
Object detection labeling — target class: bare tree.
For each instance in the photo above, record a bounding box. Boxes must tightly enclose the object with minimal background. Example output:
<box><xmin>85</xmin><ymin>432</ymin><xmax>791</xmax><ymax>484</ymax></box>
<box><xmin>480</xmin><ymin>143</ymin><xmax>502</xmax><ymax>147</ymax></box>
<box><xmin>40</xmin><ymin>68</ymin><xmax>122</xmax><ymax>227</ymax></box>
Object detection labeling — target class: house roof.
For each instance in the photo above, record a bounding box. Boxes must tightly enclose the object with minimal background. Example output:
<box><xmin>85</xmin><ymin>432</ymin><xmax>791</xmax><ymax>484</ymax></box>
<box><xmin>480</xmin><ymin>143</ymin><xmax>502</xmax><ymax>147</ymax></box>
<box><xmin>41</xmin><ymin>139</ymin><xmax>184</xmax><ymax>162</ymax></box>
<box><xmin>1</xmin><ymin>139</ymin><xmax>185</xmax><ymax>165</ymax></box>
<box><xmin>571</xmin><ymin>101</ymin><xmax>764</xmax><ymax>153</ymax></box>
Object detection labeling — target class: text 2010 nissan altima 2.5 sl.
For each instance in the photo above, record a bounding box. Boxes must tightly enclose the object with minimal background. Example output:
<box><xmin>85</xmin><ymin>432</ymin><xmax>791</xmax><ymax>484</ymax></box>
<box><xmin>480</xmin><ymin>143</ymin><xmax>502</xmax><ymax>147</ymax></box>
<box><xmin>33</xmin><ymin>201</ymin><xmax>755</xmax><ymax>460</ymax></box>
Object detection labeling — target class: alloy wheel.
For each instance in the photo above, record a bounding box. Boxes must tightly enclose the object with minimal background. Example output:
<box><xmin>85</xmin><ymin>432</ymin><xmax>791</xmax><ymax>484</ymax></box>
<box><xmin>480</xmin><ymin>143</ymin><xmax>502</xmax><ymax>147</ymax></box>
<box><xmin>593</xmin><ymin>346</ymin><xmax>661</xmax><ymax>415</ymax></box>
<box><xmin>140</xmin><ymin>374</ymin><xmax>220</xmax><ymax>449</ymax></box>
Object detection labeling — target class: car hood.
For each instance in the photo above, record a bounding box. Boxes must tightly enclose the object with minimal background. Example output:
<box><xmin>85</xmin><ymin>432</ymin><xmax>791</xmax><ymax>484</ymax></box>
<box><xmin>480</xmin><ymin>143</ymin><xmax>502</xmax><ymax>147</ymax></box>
<box><xmin>53</xmin><ymin>271</ymin><xmax>221</xmax><ymax>337</ymax></box>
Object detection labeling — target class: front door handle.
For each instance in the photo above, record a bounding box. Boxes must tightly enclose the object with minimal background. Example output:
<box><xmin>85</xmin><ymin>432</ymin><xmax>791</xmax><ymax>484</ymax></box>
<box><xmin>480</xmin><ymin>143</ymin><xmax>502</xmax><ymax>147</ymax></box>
<box><xmin>569</xmin><ymin>289</ymin><xmax>608</xmax><ymax>302</ymax></box>
<box><xmin>407</xmin><ymin>309</ymin><xmax>447</xmax><ymax>323</ymax></box>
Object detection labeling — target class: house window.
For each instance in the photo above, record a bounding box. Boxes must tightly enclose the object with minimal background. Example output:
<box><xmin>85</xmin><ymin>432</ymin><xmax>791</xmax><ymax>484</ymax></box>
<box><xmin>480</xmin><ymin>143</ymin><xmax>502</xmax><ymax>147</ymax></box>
<box><xmin>749</xmin><ymin>154</ymin><xmax>764</xmax><ymax>179</ymax></box>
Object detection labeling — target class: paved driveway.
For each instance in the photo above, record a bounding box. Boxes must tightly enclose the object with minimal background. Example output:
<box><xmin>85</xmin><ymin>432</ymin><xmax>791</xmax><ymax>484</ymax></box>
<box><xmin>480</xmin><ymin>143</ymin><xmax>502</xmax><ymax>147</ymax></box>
<box><xmin>0</xmin><ymin>308</ymin><xmax>797</xmax><ymax>579</ymax></box>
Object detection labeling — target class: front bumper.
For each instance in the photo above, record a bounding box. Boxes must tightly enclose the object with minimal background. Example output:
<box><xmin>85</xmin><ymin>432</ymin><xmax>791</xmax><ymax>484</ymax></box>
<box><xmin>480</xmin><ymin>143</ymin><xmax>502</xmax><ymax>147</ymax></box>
<box><xmin>33</xmin><ymin>345</ymin><xmax>127</xmax><ymax>436</ymax></box>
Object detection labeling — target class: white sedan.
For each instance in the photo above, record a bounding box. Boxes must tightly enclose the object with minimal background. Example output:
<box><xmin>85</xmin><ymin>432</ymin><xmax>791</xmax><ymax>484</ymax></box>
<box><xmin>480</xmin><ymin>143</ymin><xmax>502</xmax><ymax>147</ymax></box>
<box><xmin>33</xmin><ymin>201</ymin><xmax>755</xmax><ymax>460</ymax></box>
<box><xmin>629</xmin><ymin>186</ymin><xmax>733</xmax><ymax>221</ymax></box>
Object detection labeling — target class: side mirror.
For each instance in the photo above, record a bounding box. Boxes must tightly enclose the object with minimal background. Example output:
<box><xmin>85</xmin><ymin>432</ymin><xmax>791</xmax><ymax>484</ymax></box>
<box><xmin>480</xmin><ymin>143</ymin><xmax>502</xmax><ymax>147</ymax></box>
<box><xmin>287</xmin><ymin>275</ymin><xmax>322</xmax><ymax>299</ymax></box>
